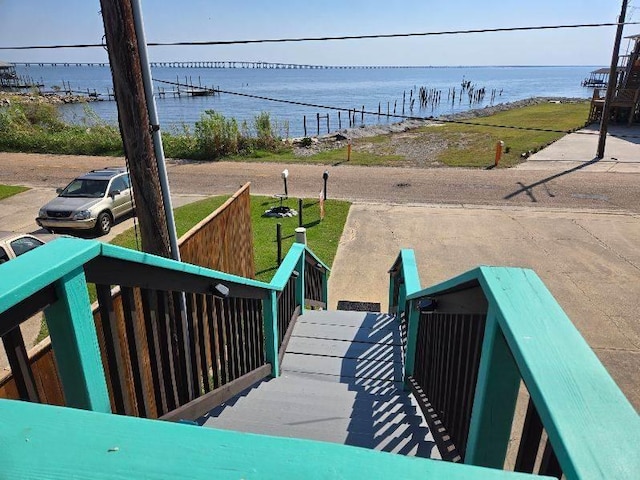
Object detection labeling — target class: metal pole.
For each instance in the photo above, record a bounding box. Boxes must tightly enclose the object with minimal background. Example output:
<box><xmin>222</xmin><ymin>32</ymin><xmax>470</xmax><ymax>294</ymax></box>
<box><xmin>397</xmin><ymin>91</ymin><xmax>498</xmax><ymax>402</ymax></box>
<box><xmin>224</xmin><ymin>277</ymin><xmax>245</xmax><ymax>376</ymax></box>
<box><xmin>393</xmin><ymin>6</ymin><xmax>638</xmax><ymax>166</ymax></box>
<box><xmin>131</xmin><ymin>0</ymin><xmax>193</xmax><ymax>400</ymax></box>
<box><xmin>131</xmin><ymin>0</ymin><xmax>181</xmax><ymax>261</ymax></box>
<box><xmin>597</xmin><ymin>0</ymin><xmax>629</xmax><ymax>159</ymax></box>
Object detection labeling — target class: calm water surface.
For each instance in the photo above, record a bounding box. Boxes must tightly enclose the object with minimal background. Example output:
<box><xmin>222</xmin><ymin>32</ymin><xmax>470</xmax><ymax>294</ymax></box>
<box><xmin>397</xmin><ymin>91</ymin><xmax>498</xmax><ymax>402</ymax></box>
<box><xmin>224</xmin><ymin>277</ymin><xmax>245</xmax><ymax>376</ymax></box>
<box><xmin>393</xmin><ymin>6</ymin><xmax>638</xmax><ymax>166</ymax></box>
<box><xmin>16</xmin><ymin>65</ymin><xmax>597</xmax><ymax>137</ymax></box>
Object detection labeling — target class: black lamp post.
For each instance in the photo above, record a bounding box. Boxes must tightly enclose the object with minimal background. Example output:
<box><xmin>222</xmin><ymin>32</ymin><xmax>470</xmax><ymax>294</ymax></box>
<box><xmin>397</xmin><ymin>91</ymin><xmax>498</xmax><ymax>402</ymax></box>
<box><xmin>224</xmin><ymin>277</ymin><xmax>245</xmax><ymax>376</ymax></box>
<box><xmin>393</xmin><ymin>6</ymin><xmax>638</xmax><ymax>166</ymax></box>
<box><xmin>322</xmin><ymin>170</ymin><xmax>329</xmax><ymax>200</ymax></box>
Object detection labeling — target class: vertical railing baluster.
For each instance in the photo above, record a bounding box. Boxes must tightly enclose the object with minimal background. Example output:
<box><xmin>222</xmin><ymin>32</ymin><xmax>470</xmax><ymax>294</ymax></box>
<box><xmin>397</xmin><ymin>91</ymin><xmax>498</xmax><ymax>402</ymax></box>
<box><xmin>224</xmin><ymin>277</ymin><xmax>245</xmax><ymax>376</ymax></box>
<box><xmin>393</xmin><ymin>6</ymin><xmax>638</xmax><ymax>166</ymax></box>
<box><xmin>140</xmin><ymin>288</ymin><xmax>167</xmax><ymax>416</ymax></box>
<box><xmin>156</xmin><ymin>291</ymin><xmax>178</xmax><ymax>412</ymax></box>
<box><xmin>95</xmin><ymin>284</ymin><xmax>127</xmax><ymax>414</ymax></box>
<box><xmin>186</xmin><ymin>293</ymin><xmax>203</xmax><ymax>395</ymax></box>
<box><xmin>195</xmin><ymin>294</ymin><xmax>210</xmax><ymax>393</ymax></box>
<box><xmin>514</xmin><ymin>397</ymin><xmax>544</xmax><ymax>473</ymax></box>
<box><xmin>539</xmin><ymin>438</ymin><xmax>563</xmax><ymax>478</ymax></box>
<box><xmin>206</xmin><ymin>295</ymin><xmax>220</xmax><ymax>389</ymax></box>
<box><xmin>121</xmin><ymin>286</ymin><xmax>148</xmax><ymax>417</ymax></box>
<box><xmin>171</xmin><ymin>291</ymin><xmax>190</xmax><ymax>405</ymax></box>
<box><xmin>256</xmin><ymin>299</ymin><xmax>265</xmax><ymax>366</ymax></box>
<box><xmin>2</xmin><ymin>327</ymin><xmax>40</xmax><ymax>402</ymax></box>
<box><xmin>243</xmin><ymin>299</ymin><xmax>253</xmax><ymax>373</ymax></box>
<box><xmin>238</xmin><ymin>298</ymin><xmax>249</xmax><ymax>377</ymax></box>
<box><xmin>214</xmin><ymin>297</ymin><xmax>228</xmax><ymax>385</ymax></box>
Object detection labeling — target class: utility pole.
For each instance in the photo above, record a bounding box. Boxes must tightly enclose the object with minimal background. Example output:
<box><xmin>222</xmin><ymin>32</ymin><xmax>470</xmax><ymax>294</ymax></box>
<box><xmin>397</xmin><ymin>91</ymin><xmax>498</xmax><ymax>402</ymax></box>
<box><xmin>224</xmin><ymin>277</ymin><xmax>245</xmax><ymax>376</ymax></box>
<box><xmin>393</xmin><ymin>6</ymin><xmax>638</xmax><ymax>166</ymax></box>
<box><xmin>99</xmin><ymin>0</ymin><xmax>171</xmax><ymax>257</ymax></box>
<box><xmin>597</xmin><ymin>0</ymin><xmax>628</xmax><ymax>159</ymax></box>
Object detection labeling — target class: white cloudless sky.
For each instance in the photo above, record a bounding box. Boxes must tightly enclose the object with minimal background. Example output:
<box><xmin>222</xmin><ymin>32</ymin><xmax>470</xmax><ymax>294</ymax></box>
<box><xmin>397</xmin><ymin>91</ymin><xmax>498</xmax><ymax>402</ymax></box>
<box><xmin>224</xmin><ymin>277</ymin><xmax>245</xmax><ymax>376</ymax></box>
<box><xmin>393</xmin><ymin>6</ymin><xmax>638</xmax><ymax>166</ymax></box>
<box><xmin>0</xmin><ymin>0</ymin><xmax>637</xmax><ymax>66</ymax></box>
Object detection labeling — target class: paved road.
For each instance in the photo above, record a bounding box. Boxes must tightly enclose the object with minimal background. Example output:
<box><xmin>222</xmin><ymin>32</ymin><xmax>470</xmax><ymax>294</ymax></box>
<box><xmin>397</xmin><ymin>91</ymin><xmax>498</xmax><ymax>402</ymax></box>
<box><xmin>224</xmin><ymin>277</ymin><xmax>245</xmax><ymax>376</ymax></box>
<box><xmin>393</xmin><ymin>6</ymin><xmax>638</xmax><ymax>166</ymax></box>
<box><xmin>0</xmin><ymin>152</ymin><xmax>639</xmax><ymax>213</ymax></box>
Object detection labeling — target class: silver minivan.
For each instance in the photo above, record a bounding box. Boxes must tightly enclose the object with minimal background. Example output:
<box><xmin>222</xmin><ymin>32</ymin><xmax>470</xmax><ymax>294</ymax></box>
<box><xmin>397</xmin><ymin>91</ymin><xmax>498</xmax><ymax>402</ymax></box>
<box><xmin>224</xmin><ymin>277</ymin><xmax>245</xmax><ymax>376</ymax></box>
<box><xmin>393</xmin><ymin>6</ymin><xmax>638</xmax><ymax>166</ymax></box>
<box><xmin>36</xmin><ymin>167</ymin><xmax>134</xmax><ymax>236</ymax></box>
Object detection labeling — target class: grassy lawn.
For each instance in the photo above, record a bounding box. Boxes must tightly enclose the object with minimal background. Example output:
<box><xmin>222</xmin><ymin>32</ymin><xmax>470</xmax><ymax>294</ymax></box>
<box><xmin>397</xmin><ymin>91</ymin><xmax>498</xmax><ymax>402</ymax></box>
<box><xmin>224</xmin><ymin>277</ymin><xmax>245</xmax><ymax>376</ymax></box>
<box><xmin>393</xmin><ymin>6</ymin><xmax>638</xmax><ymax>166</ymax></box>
<box><xmin>111</xmin><ymin>194</ymin><xmax>351</xmax><ymax>282</ymax></box>
<box><xmin>433</xmin><ymin>101</ymin><xmax>591</xmax><ymax>167</ymax></box>
<box><xmin>0</xmin><ymin>184</ymin><xmax>29</xmax><ymax>200</ymax></box>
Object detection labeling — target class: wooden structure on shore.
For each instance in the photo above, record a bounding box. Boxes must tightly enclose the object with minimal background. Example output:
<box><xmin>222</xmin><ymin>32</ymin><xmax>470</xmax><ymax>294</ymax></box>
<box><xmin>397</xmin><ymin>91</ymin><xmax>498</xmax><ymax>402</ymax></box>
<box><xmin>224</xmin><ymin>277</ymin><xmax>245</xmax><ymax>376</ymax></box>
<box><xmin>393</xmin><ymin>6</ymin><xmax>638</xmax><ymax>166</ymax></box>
<box><xmin>0</xmin><ymin>60</ymin><xmax>37</xmax><ymax>90</ymax></box>
<box><xmin>589</xmin><ymin>33</ymin><xmax>640</xmax><ymax>124</ymax></box>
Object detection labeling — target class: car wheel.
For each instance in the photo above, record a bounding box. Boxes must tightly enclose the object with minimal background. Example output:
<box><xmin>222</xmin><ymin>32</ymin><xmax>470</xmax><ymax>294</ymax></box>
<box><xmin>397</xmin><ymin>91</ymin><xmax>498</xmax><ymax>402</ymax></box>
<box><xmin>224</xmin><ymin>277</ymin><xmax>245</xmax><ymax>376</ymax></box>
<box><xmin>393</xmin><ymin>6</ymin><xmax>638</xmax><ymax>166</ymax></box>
<box><xmin>95</xmin><ymin>211</ymin><xmax>112</xmax><ymax>236</ymax></box>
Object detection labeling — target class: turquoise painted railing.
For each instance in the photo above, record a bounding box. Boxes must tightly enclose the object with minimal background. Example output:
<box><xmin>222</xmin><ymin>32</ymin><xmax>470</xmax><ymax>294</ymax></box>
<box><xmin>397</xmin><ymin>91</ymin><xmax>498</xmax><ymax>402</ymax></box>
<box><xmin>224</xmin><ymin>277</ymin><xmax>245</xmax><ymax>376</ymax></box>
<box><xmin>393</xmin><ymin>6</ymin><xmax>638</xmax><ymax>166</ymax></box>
<box><xmin>393</xmin><ymin>250</ymin><xmax>640</xmax><ymax>479</ymax></box>
<box><xmin>0</xmin><ymin>239</ymin><xmax>550</xmax><ymax>479</ymax></box>
<box><xmin>0</xmin><ymin>237</ymin><xmax>328</xmax><ymax>421</ymax></box>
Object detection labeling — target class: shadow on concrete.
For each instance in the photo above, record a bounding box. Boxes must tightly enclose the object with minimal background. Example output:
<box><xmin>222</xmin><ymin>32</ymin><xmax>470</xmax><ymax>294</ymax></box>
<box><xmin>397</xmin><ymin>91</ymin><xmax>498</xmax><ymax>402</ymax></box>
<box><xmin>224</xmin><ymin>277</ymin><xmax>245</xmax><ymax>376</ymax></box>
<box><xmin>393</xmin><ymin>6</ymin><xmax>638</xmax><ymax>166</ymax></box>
<box><xmin>505</xmin><ymin>157</ymin><xmax>601</xmax><ymax>201</ymax></box>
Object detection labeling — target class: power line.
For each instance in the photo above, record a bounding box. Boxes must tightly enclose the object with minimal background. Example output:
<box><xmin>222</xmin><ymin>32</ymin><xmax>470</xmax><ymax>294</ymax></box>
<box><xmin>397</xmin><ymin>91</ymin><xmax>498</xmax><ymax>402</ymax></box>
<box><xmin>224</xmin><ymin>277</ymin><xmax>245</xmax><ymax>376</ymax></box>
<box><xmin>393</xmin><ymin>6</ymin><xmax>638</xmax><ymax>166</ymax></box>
<box><xmin>154</xmin><ymin>78</ymin><xmax>640</xmax><ymax>137</ymax></box>
<box><xmin>2</xmin><ymin>21</ymin><xmax>639</xmax><ymax>50</ymax></box>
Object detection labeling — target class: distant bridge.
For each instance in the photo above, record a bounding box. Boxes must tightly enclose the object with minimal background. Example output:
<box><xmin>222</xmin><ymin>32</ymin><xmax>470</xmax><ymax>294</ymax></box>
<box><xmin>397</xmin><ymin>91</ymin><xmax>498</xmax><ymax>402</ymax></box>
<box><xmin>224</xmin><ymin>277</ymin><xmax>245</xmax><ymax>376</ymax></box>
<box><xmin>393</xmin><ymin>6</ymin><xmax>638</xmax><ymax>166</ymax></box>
<box><xmin>14</xmin><ymin>61</ymin><xmax>428</xmax><ymax>70</ymax></box>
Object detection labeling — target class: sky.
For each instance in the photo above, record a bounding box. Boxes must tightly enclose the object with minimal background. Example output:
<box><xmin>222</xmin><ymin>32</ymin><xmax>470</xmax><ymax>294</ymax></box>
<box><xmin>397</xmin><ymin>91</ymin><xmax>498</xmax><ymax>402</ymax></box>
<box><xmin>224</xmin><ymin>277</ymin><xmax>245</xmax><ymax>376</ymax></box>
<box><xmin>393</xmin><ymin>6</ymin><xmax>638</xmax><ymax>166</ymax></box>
<box><xmin>0</xmin><ymin>0</ymin><xmax>637</xmax><ymax>66</ymax></box>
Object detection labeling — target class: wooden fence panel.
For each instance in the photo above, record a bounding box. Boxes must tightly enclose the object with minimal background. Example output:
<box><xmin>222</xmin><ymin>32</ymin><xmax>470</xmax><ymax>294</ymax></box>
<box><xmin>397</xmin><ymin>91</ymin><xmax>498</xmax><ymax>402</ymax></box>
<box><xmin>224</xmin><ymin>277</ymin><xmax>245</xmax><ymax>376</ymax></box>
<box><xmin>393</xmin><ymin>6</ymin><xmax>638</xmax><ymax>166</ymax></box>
<box><xmin>0</xmin><ymin>183</ymin><xmax>256</xmax><ymax>415</ymax></box>
<box><xmin>179</xmin><ymin>182</ymin><xmax>255</xmax><ymax>278</ymax></box>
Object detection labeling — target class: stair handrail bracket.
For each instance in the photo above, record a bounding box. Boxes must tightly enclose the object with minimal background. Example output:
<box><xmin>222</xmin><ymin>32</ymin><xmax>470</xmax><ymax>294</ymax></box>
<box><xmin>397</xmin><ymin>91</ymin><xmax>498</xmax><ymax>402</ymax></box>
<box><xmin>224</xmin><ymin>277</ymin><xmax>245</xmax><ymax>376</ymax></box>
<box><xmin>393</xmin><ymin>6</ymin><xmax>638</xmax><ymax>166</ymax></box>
<box><xmin>393</xmin><ymin>250</ymin><xmax>640</xmax><ymax>479</ymax></box>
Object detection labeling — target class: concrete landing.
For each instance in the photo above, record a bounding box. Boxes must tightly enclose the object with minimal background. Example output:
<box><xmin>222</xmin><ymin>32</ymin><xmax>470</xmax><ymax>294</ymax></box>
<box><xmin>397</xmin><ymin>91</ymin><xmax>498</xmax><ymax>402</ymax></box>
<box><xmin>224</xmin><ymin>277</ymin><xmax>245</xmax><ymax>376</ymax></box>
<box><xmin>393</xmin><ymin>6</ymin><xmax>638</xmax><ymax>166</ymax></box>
<box><xmin>202</xmin><ymin>310</ymin><xmax>440</xmax><ymax>458</ymax></box>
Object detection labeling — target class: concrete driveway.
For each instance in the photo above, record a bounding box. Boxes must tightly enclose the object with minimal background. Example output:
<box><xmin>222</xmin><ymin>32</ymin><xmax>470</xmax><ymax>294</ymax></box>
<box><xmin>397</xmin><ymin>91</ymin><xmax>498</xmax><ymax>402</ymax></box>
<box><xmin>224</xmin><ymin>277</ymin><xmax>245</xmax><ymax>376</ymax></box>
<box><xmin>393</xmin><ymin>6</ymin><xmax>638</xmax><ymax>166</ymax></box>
<box><xmin>329</xmin><ymin>202</ymin><xmax>640</xmax><ymax>411</ymax></box>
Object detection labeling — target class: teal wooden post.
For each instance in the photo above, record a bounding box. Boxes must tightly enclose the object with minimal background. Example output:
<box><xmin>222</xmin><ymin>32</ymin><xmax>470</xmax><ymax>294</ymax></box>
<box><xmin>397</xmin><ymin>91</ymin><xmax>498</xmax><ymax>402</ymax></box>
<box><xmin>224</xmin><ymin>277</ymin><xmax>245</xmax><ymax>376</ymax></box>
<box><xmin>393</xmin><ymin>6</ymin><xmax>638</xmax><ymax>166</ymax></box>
<box><xmin>322</xmin><ymin>269</ymin><xmax>329</xmax><ymax>307</ymax></box>
<box><xmin>388</xmin><ymin>274</ymin><xmax>396</xmax><ymax>313</ymax></box>
<box><xmin>44</xmin><ymin>267</ymin><xmax>111</xmax><ymax>413</ymax></box>
<box><xmin>295</xmin><ymin>252</ymin><xmax>305</xmax><ymax>315</ymax></box>
<box><xmin>464</xmin><ymin>307</ymin><xmax>520</xmax><ymax>468</ymax></box>
<box><xmin>403</xmin><ymin>300</ymin><xmax>420</xmax><ymax>387</ymax></box>
<box><xmin>263</xmin><ymin>290</ymin><xmax>280</xmax><ymax>377</ymax></box>
<box><xmin>398</xmin><ymin>282</ymin><xmax>407</xmax><ymax>318</ymax></box>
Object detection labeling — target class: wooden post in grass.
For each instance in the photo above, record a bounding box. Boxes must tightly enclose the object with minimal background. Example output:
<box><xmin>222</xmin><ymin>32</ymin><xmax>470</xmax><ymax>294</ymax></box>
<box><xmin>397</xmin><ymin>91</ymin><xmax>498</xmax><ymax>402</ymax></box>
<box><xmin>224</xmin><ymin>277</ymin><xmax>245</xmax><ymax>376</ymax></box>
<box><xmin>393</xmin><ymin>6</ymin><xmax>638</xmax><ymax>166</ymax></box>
<box><xmin>276</xmin><ymin>223</ymin><xmax>282</xmax><ymax>266</ymax></box>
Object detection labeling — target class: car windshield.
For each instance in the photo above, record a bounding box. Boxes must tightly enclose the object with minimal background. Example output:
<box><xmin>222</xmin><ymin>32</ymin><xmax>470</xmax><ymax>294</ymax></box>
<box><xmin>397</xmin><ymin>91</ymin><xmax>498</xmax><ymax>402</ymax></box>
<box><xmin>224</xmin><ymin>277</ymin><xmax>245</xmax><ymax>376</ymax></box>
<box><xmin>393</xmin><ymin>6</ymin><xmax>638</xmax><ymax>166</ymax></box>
<box><xmin>11</xmin><ymin>237</ymin><xmax>44</xmax><ymax>257</ymax></box>
<box><xmin>59</xmin><ymin>179</ymin><xmax>108</xmax><ymax>198</ymax></box>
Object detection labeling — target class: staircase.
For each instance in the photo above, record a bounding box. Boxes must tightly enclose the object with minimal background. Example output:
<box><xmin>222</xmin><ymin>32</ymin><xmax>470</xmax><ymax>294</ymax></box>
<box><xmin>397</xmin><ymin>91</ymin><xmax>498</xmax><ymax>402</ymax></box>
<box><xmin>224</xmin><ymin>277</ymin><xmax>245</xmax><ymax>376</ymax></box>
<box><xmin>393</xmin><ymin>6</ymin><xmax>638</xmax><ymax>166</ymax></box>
<box><xmin>202</xmin><ymin>309</ymin><xmax>440</xmax><ymax>459</ymax></box>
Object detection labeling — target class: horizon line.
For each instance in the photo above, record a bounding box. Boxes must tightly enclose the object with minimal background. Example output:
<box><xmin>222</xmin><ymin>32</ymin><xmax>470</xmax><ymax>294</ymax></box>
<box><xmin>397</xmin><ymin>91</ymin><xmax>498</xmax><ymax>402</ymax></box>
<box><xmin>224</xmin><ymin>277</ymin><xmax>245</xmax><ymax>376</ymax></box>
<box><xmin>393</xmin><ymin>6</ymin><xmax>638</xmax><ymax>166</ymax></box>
<box><xmin>10</xmin><ymin>61</ymin><xmax>606</xmax><ymax>69</ymax></box>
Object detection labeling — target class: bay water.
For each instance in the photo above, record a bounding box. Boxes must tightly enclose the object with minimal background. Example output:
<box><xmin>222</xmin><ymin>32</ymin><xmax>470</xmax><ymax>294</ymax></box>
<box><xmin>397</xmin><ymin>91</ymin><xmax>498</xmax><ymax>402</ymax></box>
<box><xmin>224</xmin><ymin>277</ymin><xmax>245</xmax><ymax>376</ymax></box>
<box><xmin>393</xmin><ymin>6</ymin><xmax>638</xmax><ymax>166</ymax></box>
<box><xmin>16</xmin><ymin>65</ymin><xmax>597</xmax><ymax>138</ymax></box>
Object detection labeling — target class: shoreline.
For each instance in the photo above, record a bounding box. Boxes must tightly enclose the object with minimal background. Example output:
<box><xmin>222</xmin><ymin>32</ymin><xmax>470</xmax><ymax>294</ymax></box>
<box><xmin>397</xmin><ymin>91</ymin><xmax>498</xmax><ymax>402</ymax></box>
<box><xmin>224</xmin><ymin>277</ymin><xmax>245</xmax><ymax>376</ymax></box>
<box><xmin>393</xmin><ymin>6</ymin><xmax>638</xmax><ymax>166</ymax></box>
<box><xmin>293</xmin><ymin>96</ymin><xmax>588</xmax><ymax>154</ymax></box>
<box><xmin>0</xmin><ymin>90</ymin><xmax>98</xmax><ymax>105</ymax></box>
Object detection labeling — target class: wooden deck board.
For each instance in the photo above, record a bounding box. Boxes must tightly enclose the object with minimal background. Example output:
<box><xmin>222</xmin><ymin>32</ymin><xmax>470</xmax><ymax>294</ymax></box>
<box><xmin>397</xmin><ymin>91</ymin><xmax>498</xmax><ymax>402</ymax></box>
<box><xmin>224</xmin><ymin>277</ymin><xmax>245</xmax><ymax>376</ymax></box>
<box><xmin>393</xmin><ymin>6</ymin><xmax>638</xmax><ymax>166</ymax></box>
<box><xmin>293</xmin><ymin>323</ymin><xmax>403</xmax><ymax>345</ymax></box>
<box><xmin>202</xmin><ymin>310</ymin><xmax>438</xmax><ymax>459</ymax></box>
<box><xmin>286</xmin><ymin>336</ymin><xmax>401</xmax><ymax>362</ymax></box>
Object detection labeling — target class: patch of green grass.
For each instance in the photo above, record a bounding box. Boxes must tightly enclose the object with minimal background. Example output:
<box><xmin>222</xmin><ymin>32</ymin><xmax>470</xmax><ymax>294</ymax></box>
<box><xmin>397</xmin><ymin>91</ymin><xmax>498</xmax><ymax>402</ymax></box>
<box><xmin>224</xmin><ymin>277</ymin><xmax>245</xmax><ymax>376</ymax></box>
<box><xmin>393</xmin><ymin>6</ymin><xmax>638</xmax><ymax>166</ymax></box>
<box><xmin>111</xmin><ymin>194</ymin><xmax>351</xmax><ymax>283</ymax></box>
<box><xmin>0</xmin><ymin>184</ymin><xmax>29</xmax><ymax>200</ymax></box>
<box><xmin>305</xmin><ymin>147</ymin><xmax>404</xmax><ymax>166</ymax></box>
<box><xmin>35</xmin><ymin>320</ymin><xmax>49</xmax><ymax>345</ymax></box>
<box><xmin>252</xmin><ymin>196</ymin><xmax>350</xmax><ymax>282</ymax></box>
<box><xmin>434</xmin><ymin>101</ymin><xmax>590</xmax><ymax>168</ymax></box>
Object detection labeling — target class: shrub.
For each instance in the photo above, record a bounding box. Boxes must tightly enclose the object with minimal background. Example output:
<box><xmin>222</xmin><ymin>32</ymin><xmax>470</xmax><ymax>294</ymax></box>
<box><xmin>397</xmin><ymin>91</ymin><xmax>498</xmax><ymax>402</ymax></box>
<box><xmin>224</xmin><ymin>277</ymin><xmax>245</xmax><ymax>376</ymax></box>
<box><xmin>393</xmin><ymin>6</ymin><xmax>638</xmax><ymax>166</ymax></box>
<box><xmin>194</xmin><ymin>110</ymin><xmax>240</xmax><ymax>158</ymax></box>
<box><xmin>253</xmin><ymin>111</ymin><xmax>279</xmax><ymax>150</ymax></box>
